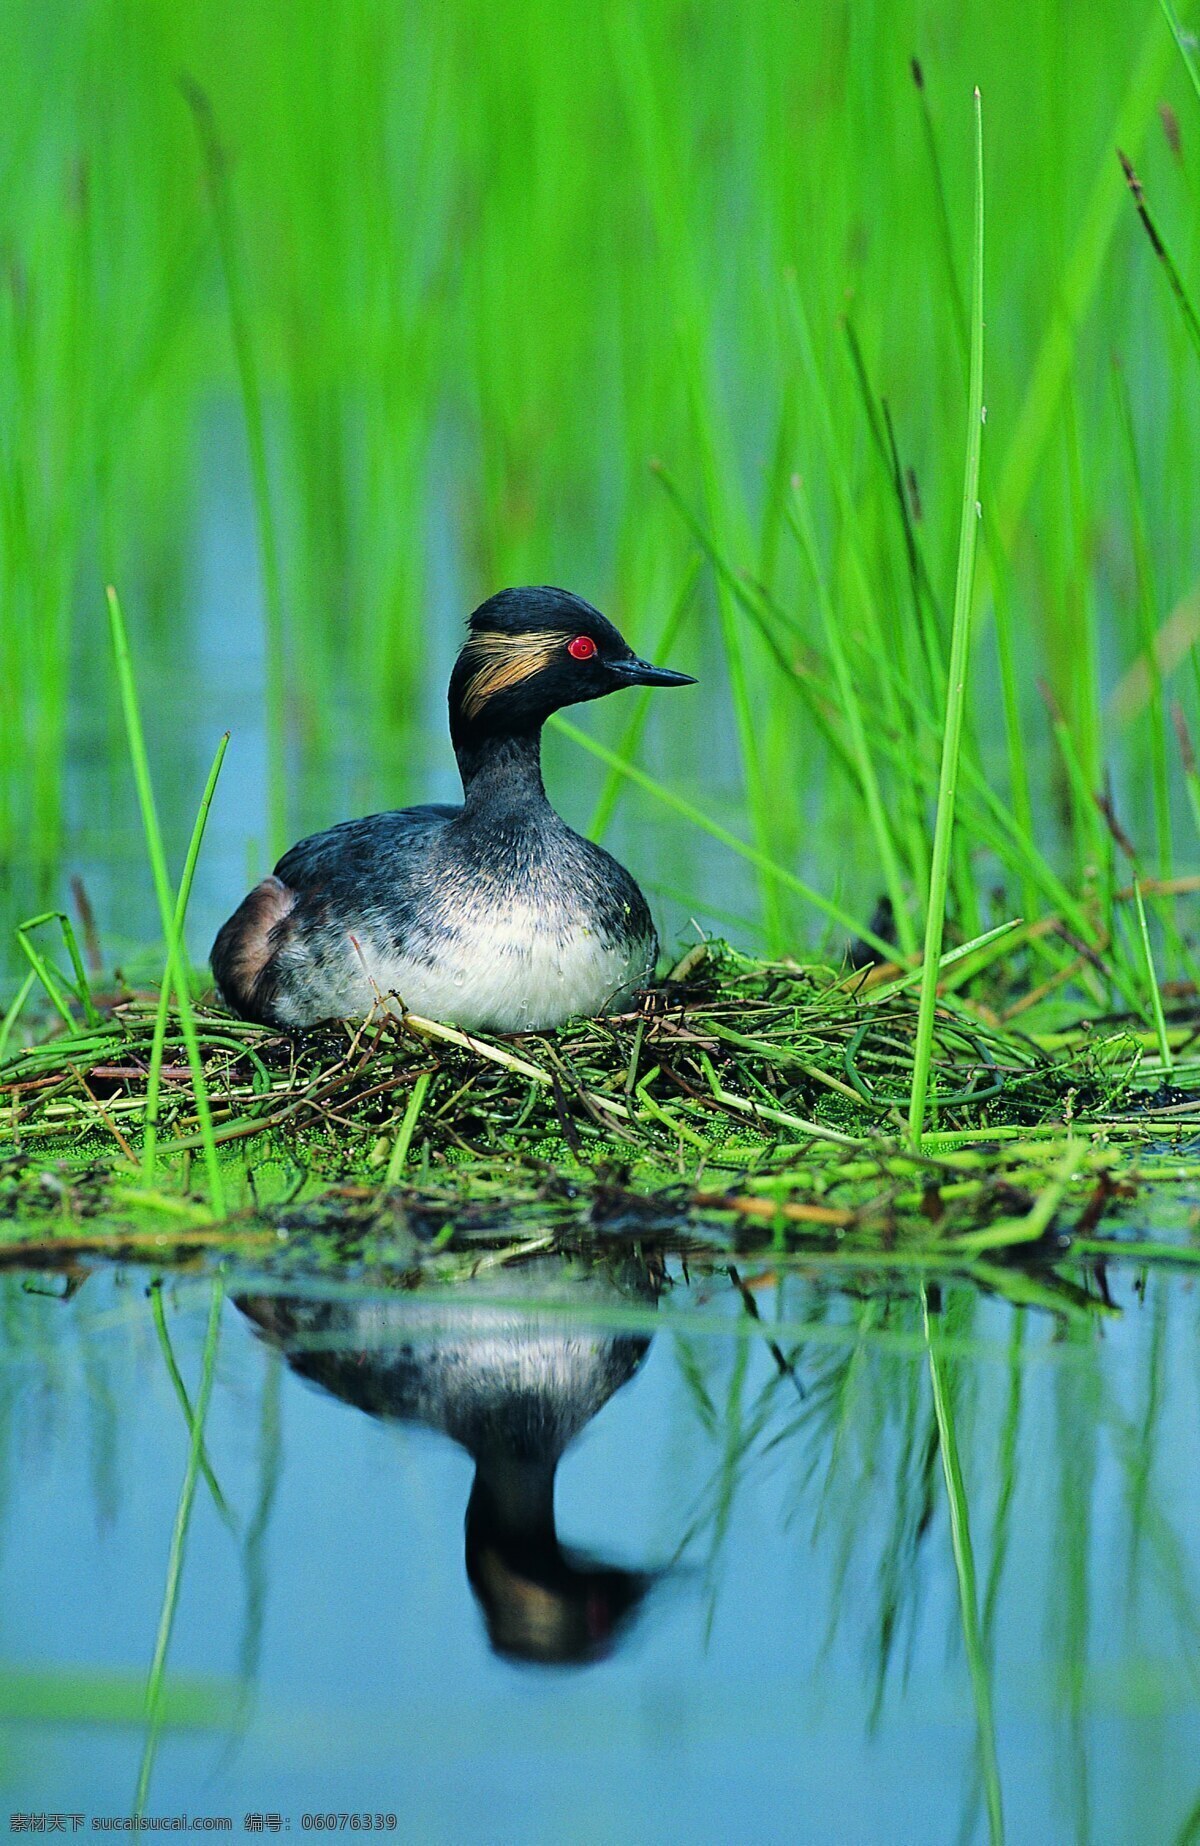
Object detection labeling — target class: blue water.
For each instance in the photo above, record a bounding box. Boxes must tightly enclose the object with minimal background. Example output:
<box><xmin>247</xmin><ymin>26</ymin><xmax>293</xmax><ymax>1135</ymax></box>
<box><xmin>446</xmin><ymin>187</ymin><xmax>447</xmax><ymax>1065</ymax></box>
<box><xmin>1</xmin><ymin>1246</ymin><xmax>1197</xmax><ymax>1843</ymax></box>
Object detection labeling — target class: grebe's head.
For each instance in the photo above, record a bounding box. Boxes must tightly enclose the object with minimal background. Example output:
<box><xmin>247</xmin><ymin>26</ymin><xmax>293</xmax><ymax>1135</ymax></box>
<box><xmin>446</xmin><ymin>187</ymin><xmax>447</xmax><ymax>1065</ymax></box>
<box><xmin>449</xmin><ymin>586</ymin><xmax>695</xmax><ymax>743</ymax></box>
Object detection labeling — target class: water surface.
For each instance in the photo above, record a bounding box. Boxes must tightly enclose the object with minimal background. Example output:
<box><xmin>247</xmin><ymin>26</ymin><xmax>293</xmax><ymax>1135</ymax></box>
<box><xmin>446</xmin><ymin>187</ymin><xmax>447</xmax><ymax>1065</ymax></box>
<box><xmin>2</xmin><ymin>1238</ymin><xmax>1198</xmax><ymax>1842</ymax></box>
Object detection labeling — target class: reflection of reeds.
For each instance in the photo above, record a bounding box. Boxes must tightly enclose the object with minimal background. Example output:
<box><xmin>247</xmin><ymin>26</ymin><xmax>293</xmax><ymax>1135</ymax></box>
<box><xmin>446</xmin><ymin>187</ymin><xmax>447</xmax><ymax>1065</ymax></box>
<box><xmin>3</xmin><ymin>1243</ymin><xmax>1200</xmax><ymax>1834</ymax></box>
<box><xmin>923</xmin><ymin>1280</ymin><xmax>1003</xmax><ymax>1844</ymax></box>
<box><xmin>664</xmin><ymin>1260</ymin><xmax>1200</xmax><ymax>1842</ymax></box>
<box><xmin>135</xmin><ymin>1273</ymin><xmax>225</xmax><ymax>1816</ymax></box>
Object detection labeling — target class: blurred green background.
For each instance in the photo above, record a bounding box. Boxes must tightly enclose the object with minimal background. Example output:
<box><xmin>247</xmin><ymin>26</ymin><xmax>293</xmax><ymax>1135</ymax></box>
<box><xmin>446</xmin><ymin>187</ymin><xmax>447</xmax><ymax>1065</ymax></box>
<box><xmin>2</xmin><ymin>0</ymin><xmax>1197</xmax><ymax>980</ymax></box>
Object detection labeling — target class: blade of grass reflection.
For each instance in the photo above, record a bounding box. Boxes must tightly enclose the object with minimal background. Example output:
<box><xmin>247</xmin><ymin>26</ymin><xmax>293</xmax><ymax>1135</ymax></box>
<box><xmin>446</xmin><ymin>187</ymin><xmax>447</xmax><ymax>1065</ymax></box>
<box><xmin>1123</xmin><ymin>1278</ymin><xmax>1168</xmax><ymax>1610</ymax></box>
<box><xmin>671</xmin><ymin>1336</ymin><xmax>718</xmax><ymax>1438</ymax></box>
<box><xmin>0</xmin><ymin>1665</ymin><xmax>231</xmax><ymax>1729</ymax></box>
<box><xmin>1054</xmin><ymin>1315</ymin><xmax>1098</xmax><ymax>1845</ymax></box>
<box><xmin>810</xmin><ymin>1296</ymin><xmax>879</xmax><ymax>1544</ymax></box>
<box><xmin>228</xmin><ymin>1347</ymin><xmax>284</xmax><ymax>1750</ymax></box>
<box><xmin>958</xmin><ymin>1309</ymin><xmax>1026</xmax><ymax>1846</ymax></box>
<box><xmin>922</xmin><ymin>1281</ymin><xmax>1004</xmax><ymax>1846</ymax></box>
<box><xmin>82</xmin><ymin>1337</ymin><xmax>121</xmax><ymax>1530</ymax></box>
<box><xmin>809</xmin><ymin>1303</ymin><xmax>899</xmax><ymax>1675</ymax></box>
<box><xmin>1174</xmin><ymin>1791</ymin><xmax>1200</xmax><ymax>1846</ymax></box>
<box><xmin>149</xmin><ymin>1281</ymin><xmax>233</xmax><ymax>1527</ymax></box>
<box><xmin>1102</xmin><ymin>1333</ymin><xmax>1200</xmax><ymax>1695</ymax></box>
<box><xmin>135</xmin><ymin>1274</ymin><xmax>225</xmax><ymax>1818</ymax></box>
<box><xmin>668</xmin><ymin>1302</ymin><xmax>791</xmax><ymax>1583</ymax></box>
<box><xmin>702</xmin><ymin>1321</ymin><xmax>751</xmax><ymax>1647</ymax></box>
<box><xmin>868</xmin><ymin>1343</ymin><xmax>929</xmax><ymax>1733</ymax></box>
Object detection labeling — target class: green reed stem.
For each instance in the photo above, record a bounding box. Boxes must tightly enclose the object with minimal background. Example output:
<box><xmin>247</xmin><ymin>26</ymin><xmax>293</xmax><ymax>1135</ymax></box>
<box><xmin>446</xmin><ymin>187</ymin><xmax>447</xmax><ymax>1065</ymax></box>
<box><xmin>1133</xmin><ymin>876</ymin><xmax>1174</xmax><ymax>1073</ymax></box>
<box><xmin>552</xmin><ymin>715</ymin><xmax>896</xmax><ymax>961</ymax></box>
<box><xmin>922</xmin><ymin>1284</ymin><xmax>1004</xmax><ymax>1846</ymax></box>
<box><xmin>386</xmin><ymin>1069</ymin><xmax>433</xmax><ymax>1184</ymax></box>
<box><xmin>106</xmin><ymin>586</ymin><xmax>225</xmax><ymax>1216</ymax></box>
<box><xmin>1113</xmin><ymin>361</ymin><xmax>1174</xmax><ymax>881</ymax></box>
<box><xmin>183</xmin><ymin>81</ymin><xmax>287</xmax><ymax>861</ymax></box>
<box><xmin>1118</xmin><ymin>148</ymin><xmax>1200</xmax><ymax>370</ymax></box>
<box><xmin>1173</xmin><ymin>702</ymin><xmax>1200</xmax><ymax>841</ymax></box>
<box><xmin>144</xmin><ymin>733</ymin><xmax>230</xmax><ymax>1179</ymax></box>
<box><xmin>993</xmin><ymin>6</ymin><xmax>1172</xmax><ymax>553</ymax></box>
<box><xmin>784</xmin><ymin>272</ymin><xmax>921</xmax><ymax>955</ymax></box>
<box><xmin>788</xmin><ymin>473</ymin><xmax>915</xmax><ymax>952</ymax></box>
<box><xmin>16</xmin><ymin>911</ymin><xmax>99</xmax><ymax>1030</ymax></box>
<box><xmin>911</xmin><ymin>56</ymin><xmax>970</xmax><ymax>377</ymax></box>
<box><xmin>909</xmin><ymin>90</ymin><xmax>985</xmax><ymax>1149</ymax></box>
<box><xmin>1160</xmin><ymin>0</ymin><xmax>1200</xmax><ymax>113</ymax></box>
<box><xmin>0</xmin><ymin>968</ymin><xmax>36</xmax><ymax>1066</ymax></box>
<box><xmin>15</xmin><ymin>920</ymin><xmax>78</xmax><ymax>1031</ymax></box>
<box><xmin>135</xmin><ymin>1274</ymin><xmax>225</xmax><ymax>1817</ymax></box>
<box><xmin>589</xmin><ymin>559</ymin><xmax>700</xmax><ymax>841</ymax></box>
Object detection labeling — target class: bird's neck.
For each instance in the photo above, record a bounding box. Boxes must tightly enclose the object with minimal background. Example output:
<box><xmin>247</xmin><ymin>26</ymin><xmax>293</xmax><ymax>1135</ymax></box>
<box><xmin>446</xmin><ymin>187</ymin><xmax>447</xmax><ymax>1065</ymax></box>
<box><xmin>469</xmin><ymin>1454</ymin><xmax>559</xmax><ymax>1541</ymax></box>
<box><xmin>453</xmin><ymin>727</ymin><xmax>550</xmax><ymax>815</ymax></box>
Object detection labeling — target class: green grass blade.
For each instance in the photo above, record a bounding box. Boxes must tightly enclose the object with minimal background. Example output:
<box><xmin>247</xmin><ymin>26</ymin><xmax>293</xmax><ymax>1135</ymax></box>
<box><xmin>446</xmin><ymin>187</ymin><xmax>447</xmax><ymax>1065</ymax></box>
<box><xmin>589</xmin><ymin>558</ymin><xmax>700</xmax><ymax>841</ymax></box>
<box><xmin>15</xmin><ymin>918</ymin><xmax>77</xmax><ymax>1031</ymax></box>
<box><xmin>1160</xmin><ymin>0</ymin><xmax>1200</xmax><ymax>111</ymax></box>
<box><xmin>15</xmin><ymin>911</ymin><xmax>99</xmax><ymax>1030</ymax></box>
<box><xmin>784</xmin><ymin>273</ymin><xmax>922</xmax><ymax>953</ymax></box>
<box><xmin>182</xmin><ymin>80</ymin><xmax>288</xmax><ymax>862</ymax></box>
<box><xmin>552</xmin><ymin>714</ymin><xmax>896</xmax><ymax>961</ymax></box>
<box><xmin>910</xmin><ymin>57</ymin><xmax>970</xmax><ymax>376</ymax></box>
<box><xmin>106</xmin><ymin>587</ymin><xmax>225</xmax><ymax>1216</ymax></box>
<box><xmin>788</xmin><ymin>474</ymin><xmax>915</xmax><ymax>948</ymax></box>
<box><xmin>0</xmin><ymin>968</ymin><xmax>37</xmax><ymax>1067</ymax></box>
<box><xmin>610</xmin><ymin>10</ymin><xmax>785</xmax><ymax>948</ymax></box>
<box><xmin>386</xmin><ymin>1069</ymin><xmax>433</xmax><ymax>1184</ymax></box>
<box><xmin>910</xmin><ymin>90</ymin><xmax>985</xmax><ymax>1148</ymax></box>
<box><xmin>994</xmin><ymin>5</ymin><xmax>1174</xmax><ymax>552</ymax></box>
<box><xmin>144</xmin><ymin>733</ymin><xmax>230</xmax><ymax>1178</ymax></box>
<box><xmin>1133</xmin><ymin>875</ymin><xmax>1174</xmax><ymax>1072</ymax></box>
<box><xmin>1119</xmin><ymin>148</ymin><xmax>1200</xmax><ymax>368</ymax></box>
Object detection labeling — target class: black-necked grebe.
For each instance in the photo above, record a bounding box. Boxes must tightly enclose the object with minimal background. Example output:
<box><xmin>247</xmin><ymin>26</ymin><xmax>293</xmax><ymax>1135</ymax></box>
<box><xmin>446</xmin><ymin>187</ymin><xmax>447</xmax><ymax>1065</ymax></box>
<box><xmin>211</xmin><ymin>585</ymin><xmax>695</xmax><ymax>1032</ymax></box>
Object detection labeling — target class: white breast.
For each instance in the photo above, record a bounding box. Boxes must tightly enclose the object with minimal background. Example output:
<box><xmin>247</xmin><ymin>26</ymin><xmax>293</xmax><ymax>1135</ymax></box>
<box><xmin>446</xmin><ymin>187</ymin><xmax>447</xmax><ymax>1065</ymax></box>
<box><xmin>275</xmin><ymin>898</ymin><xmax>655</xmax><ymax>1033</ymax></box>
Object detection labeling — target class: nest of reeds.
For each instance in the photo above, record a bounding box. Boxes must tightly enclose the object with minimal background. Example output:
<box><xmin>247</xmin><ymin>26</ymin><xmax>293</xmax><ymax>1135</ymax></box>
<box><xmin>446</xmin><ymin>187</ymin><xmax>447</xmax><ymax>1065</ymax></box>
<box><xmin>5</xmin><ymin>938</ymin><xmax>1187</xmax><ymax>1267</ymax></box>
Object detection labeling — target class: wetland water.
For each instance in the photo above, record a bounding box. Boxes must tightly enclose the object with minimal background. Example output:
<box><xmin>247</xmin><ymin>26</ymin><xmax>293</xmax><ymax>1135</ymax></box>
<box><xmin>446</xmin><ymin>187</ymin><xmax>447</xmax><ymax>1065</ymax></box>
<box><xmin>3</xmin><ymin>1239</ymin><xmax>1198</xmax><ymax>1843</ymax></box>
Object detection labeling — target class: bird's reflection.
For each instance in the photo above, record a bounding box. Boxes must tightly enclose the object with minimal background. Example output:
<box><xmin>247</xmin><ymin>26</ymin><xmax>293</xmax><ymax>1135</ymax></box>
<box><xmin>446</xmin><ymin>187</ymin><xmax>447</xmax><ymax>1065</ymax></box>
<box><xmin>237</xmin><ymin>1251</ymin><xmax>660</xmax><ymax>1666</ymax></box>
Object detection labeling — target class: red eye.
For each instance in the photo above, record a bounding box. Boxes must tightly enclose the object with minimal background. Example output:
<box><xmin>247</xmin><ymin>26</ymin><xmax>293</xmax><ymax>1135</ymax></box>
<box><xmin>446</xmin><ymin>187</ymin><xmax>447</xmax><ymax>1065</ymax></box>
<box><xmin>567</xmin><ymin>634</ymin><xmax>598</xmax><ymax>660</ymax></box>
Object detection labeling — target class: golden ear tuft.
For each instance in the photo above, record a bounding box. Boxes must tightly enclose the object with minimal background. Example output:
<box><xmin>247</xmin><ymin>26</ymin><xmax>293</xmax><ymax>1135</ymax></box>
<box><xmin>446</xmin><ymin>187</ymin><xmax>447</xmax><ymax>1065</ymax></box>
<box><xmin>460</xmin><ymin>630</ymin><xmax>568</xmax><ymax>720</ymax></box>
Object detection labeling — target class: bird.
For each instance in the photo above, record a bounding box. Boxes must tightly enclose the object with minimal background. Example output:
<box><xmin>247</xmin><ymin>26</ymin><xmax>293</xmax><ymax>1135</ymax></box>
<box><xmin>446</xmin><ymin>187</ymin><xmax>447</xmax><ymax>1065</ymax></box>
<box><xmin>236</xmin><ymin>1250</ymin><xmax>662</xmax><ymax>1665</ymax></box>
<box><xmin>211</xmin><ymin>585</ymin><xmax>695</xmax><ymax>1033</ymax></box>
